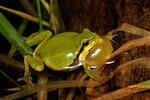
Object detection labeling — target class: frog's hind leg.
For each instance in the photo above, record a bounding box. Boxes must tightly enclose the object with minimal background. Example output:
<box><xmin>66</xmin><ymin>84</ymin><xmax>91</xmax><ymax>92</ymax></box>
<box><xmin>25</xmin><ymin>55</ymin><xmax>44</xmax><ymax>72</ymax></box>
<box><xmin>25</xmin><ymin>31</ymin><xmax>52</xmax><ymax>73</ymax></box>
<box><xmin>21</xmin><ymin>55</ymin><xmax>44</xmax><ymax>86</ymax></box>
<box><xmin>21</xmin><ymin>31</ymin><xmax>52</xmax><ymax>85</ymax></box>
<box><xmin>26</xmin><ymin>30</ymin><xmax>52</xmax><ymax>47</ymax></box>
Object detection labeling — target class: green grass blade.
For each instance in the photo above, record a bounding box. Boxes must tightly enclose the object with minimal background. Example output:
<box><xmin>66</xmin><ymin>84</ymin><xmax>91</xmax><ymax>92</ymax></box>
<box><xmin>41</xmin><ymin>0</ymin><xmax>50</xmax><ymax>14</ymax></box>
<box><xmin>137</xmin><ymin>80</ymin><xmax>150</xmax><ymax>87</ymax></box>
<box><xmin>8</xmin><ymin>19</ymin><xmax>29</xmax><ymax>57</ymax></box>
<box><xmin>0</xmin><ymin>12</ymin><xmax>33</xmax><ymax>55</ymax></box>
<box><xmin>50</xmin><ymin>0</ymin><xmax>65</xmax><ymax>34</ymax></box>
<box><xmin>37</xmin><ymin>0</ymin><xmax>43</xmax><ymax>31</ymax></box>
<box><xmin>53</xmin><ymin>0</ymin><xmax>65</xmax><ymax>31</ymax></box>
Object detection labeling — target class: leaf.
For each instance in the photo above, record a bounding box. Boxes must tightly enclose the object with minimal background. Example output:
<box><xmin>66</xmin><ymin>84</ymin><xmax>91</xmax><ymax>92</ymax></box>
<box><xmin>0</xmin><ymin>12</ymin><xmax>33</xmax><ymax>55</ymax></box>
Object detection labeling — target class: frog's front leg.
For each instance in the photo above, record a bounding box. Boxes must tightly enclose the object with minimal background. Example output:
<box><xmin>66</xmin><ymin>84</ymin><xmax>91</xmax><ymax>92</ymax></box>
<box><xmin>83</xmin><ymin>62</ymin><xmax>102</xmax><ymax>80</ymax></box>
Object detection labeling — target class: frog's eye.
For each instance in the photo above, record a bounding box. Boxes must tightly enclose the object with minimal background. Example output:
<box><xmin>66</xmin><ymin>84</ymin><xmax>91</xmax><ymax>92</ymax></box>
<box><xmin>82</xmin><ymin>36</ymin><xmax>95</xmax><ymax>45</ymax></box>
<box><xmin>82</xmin><ymin>40</ymin><xmax>89</xmax><ymax>46</ymax></box>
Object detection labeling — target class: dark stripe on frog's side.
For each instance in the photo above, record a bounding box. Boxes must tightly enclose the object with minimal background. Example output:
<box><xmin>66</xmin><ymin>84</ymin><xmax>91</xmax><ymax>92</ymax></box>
<box><xmin>67</xmin><ymin>39</ymin><xmax>91</xmax><ymax>71</ymax></box>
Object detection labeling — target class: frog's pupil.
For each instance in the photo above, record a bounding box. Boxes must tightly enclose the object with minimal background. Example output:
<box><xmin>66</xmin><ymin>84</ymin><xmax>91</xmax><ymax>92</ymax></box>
<box><xmin>82</xmin><ymin>40</ymin><xmax>89</xmax><ymax>46</ymax></box>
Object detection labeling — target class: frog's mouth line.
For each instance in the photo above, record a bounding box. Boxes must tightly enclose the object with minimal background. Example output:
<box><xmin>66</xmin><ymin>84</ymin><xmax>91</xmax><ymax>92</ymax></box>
<box><xmin>64</xmin><ymin>62</ymin><xmax>82</xmax><ymax>71</ymax></box>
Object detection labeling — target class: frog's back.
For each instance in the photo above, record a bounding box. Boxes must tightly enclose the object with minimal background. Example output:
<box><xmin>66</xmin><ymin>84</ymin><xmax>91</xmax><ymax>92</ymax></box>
<box><xmin>35</xmin><ymin>32</ymin><xmax>81</xmax><ymax>70</ymax></box>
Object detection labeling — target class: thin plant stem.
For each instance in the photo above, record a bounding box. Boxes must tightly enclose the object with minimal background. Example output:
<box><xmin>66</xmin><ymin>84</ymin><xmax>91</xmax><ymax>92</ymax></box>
<box><xmin>36</xmin><ymin>0</ymin><xmax>43</xmax><ymax>31</ymax></box>
<box><xmin>36</xmin><ymin>1</ymin><xmax>47</xmax><ymax>100</ymax></box>
<box><xmin>0</xmin><ymin>68</ymin><xmax>23</xmax><ymax>90</ymax></box>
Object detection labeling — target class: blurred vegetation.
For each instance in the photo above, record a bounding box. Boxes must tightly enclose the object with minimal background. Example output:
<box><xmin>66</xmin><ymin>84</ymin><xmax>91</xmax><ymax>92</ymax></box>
<box><xmin>0</xmin><ymin>0</ymin><xmax>150</xmax><ymax>100</ymax></box>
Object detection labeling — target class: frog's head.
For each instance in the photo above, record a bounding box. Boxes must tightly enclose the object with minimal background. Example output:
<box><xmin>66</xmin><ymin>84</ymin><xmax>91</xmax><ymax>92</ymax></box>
<box><xmin>79</xmin><ymin>28</ymin><xmax>99</xmax><ymax>61</ymax></box>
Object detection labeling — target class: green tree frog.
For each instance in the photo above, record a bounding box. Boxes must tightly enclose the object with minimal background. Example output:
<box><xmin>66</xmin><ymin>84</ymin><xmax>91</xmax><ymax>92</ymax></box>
<box><xmin>24</xmin><ymin>28</ymin><xmax>113</xmax><ymax>81</ymax></box>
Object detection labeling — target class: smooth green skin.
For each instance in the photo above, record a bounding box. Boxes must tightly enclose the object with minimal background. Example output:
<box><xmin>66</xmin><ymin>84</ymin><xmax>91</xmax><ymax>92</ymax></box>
<box><xmin>24</xmin><ymin>28</ymin><xmax>102</xmax><ymax>80</ymax></box>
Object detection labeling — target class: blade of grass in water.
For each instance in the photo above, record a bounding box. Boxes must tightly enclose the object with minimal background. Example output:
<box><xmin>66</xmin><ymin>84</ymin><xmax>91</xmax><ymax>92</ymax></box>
<box><xmin>0</xmin><ymin>12</ymin><xmax>33</xmax><ymax>55</ymax></box>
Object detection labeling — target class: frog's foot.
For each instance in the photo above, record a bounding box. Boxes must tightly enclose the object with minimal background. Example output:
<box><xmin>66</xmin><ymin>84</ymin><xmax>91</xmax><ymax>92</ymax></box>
<box><xmin>83</xmin><ymin>63</ymin><xmax>102</xmax><ymax>81</ymax></box>
<box><xmin>18</xmin><ymin>75</ymin><xmax>33</xmax><ymax>86</ymax></box>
